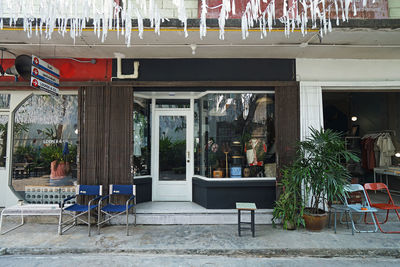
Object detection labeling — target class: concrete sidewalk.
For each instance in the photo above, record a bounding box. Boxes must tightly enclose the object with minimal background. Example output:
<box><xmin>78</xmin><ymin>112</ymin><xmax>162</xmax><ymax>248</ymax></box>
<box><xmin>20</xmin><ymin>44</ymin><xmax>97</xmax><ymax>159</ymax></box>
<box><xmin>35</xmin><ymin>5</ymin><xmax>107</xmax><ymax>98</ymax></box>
<box><xmin>0</xmin><ymin>222</ymin><xmax>400</xmax><ymax>258</ymax></box>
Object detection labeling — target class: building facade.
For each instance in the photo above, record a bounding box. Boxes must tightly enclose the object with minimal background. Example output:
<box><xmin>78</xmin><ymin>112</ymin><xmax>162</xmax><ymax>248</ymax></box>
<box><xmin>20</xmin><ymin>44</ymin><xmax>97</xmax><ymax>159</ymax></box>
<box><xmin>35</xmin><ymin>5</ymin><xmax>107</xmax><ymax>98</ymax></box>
<box><xmin>0</xmin><ymin>0</ymin><xmax>400</xmax><ymax>209</ymax></box>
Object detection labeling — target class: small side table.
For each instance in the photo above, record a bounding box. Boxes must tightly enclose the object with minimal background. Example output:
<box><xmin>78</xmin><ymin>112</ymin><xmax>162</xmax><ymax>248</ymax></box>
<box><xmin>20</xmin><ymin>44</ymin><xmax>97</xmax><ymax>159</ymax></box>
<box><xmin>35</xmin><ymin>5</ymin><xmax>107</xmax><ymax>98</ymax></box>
<box><xmin>236</xmin><ymin>202</ymin><xmax>257</xmax><ymax>237</ymax></box>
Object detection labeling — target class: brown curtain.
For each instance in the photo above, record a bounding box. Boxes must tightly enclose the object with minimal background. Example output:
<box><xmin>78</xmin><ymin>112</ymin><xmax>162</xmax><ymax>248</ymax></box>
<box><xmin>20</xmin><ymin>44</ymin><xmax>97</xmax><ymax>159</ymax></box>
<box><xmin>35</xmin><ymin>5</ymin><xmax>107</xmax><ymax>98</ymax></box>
<box><xmin>78</xmin><ymin>84</ymin><xmax>133</xmax><ymax>194</ymax></box>
<box><xmin>275</xmin><ymin>85</ymin><xmax>300</xmax><ymax>196</ymax></box>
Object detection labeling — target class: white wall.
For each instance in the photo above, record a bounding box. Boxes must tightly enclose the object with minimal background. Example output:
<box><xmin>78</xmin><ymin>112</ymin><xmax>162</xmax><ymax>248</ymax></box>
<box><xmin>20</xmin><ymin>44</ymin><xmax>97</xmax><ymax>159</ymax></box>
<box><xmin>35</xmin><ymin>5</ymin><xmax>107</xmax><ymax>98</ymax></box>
<box><xmin>297</xmin><ymin>58</ymin><xmax>400</xmax><ymax>144</ymax></box>
<box><xmin>0</xmin><ymin>92</ymin><xmax>32</xmax><ymax>208</ymax></box>
<box><xmin>297</xmin><ymin>59</ymin><xmax>400</xmax><ymax>82</ymax></box>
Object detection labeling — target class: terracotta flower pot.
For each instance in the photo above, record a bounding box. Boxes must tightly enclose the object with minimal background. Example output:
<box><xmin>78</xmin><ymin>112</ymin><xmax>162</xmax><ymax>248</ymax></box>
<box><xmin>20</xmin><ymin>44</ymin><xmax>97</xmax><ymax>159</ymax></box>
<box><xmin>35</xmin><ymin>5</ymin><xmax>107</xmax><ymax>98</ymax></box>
<box><xmin>303</xmin><ymin>208</ymin><xmax>328</xmax><ymax>231</ymax></box>
<box><xmin>50</xmin><ymin>160</ymin><xmax>70</xmax><ymax>179</ymax></box>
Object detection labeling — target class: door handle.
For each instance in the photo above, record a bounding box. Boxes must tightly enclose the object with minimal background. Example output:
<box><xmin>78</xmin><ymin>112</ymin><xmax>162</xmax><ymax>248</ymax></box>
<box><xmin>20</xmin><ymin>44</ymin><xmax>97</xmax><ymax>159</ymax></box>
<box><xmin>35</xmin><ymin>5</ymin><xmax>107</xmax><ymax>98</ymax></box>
<box><xmin>187</xmin><ymin>151</ymin><xmax>190</xmax><ymax>163</ymax></box>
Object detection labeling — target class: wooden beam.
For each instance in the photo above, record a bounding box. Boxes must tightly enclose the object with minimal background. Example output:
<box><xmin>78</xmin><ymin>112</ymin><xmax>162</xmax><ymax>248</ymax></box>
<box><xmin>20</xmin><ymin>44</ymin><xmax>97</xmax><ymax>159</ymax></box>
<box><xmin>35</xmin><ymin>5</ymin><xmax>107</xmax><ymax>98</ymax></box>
<box><xmin>0</xmin><ymin>80</ymin><xmax>298</xmax><ymax>88</ymax></box>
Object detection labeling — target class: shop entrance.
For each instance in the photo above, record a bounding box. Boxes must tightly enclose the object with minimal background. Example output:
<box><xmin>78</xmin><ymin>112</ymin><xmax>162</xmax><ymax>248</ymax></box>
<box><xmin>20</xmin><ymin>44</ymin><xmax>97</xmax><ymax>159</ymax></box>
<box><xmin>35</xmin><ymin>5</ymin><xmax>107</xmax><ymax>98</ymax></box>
<box><xmin>153</xmin><ymin>108</ymin><xmax>193</xmax><ymax>201</ymax></box>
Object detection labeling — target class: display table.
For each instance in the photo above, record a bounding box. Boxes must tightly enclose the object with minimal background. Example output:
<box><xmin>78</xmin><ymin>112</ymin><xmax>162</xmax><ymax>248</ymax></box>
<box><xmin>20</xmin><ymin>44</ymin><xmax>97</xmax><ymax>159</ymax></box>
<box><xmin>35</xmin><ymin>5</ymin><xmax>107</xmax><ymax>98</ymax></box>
<box><xmin>373</xmin><ymin>167</ymin><xmax>400</xmax><ymax>194</ymax></box>
<box><xmin>0</xmin><ymin>204</ymin><xmax>60</xmax><ymax>234</ymax></box>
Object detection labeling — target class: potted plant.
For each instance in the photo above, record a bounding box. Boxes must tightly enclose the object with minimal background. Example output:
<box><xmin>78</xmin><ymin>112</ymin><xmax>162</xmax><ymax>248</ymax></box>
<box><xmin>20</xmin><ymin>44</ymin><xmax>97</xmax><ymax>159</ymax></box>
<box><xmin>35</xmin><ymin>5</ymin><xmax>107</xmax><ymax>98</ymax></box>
<box><xmin>272</xmin><ymin>164</ymin><xmax>305</xmax><ymax>230</ymax></box>
<box><xmin>297</xmin><ymin>128</ymin><xmax>358</xmax><ymax>230</ymax></box>
<box><xmin>40</xmin><ymin>144</ymin><xmax>71</xmax><ymax>179</ymax></box>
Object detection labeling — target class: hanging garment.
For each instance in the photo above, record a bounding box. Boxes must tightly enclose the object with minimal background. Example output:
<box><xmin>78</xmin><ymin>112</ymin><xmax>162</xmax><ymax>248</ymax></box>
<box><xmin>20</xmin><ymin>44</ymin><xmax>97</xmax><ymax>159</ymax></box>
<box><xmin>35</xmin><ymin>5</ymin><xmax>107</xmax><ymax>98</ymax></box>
<box><xmin>377</xmin><ymin>135</ymin><xmax>396</xmax><ymax>167</ymax></box>
<box><xmin>361</xmin><ymin>137</ymin><xmax>376</xmax><ymax>170</ymax></box>
<box><xmin>374</xmin><ymin>139</ymin><xmax>380</xmax><ymax>167</ymax></box>
<box><xmin>245</xmin><ymin>138</ymin><xmax>267</xmax><ymax>166</ymax></box>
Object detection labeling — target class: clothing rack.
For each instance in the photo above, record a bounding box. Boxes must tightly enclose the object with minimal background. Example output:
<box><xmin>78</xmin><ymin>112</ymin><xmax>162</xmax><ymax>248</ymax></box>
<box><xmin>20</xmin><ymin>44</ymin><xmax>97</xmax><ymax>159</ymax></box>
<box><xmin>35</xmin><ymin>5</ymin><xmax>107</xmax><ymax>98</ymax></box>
<box><xmin>366</xmin><ymin>130</ymin><xmax>396</xmax><ymax>136</ymax></box>
<box><xmin>362</xmin><ymin>130</ymin><xmax>396</xmax><ymax>139</ymax></box>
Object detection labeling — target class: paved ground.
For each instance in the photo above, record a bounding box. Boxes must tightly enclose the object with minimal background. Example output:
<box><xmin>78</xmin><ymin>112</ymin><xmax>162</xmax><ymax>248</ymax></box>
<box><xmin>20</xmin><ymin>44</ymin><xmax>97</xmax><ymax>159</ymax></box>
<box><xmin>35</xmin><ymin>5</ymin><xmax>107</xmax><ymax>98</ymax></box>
<box><xmin>0</xmin><ymin>222</ymin><xmax>399</xmax><ymax>258</ymax></box>
<box><xmin>1</xmin><ymin>254</ymin><xmax>400</xmax><ymax>267</ymax></box>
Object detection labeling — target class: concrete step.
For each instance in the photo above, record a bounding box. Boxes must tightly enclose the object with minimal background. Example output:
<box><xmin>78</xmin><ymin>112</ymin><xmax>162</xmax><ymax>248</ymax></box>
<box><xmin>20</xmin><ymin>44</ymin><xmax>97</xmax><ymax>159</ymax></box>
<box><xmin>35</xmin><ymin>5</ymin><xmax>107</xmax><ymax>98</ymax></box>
<box><xmin>110</xmin><ymin>210</ymin><xmax>273</xmax><ymax>225</ymax></box>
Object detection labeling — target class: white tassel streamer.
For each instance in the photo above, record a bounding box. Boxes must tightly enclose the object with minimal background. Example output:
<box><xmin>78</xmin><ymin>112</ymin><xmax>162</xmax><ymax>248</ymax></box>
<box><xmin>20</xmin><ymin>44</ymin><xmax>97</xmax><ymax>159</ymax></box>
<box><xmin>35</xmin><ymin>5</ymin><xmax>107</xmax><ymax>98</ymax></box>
<box><xmin>0</xmin><ymin>0</ymin><xmax>377</xmax><ymax>46</ymax></box>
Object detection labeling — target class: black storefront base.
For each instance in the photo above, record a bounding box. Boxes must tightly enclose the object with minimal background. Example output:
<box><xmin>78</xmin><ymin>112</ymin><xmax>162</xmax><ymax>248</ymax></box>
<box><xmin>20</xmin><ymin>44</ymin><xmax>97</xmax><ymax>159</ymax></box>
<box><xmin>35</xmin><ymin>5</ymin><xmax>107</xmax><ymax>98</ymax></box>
<box><xmin>133</xmin><ymin>177</ymin><xmax>152</xmax><ymax>204</ymax></box>
<box><xmin>192</xmin><ymin>177</ymin><xmax>276</xmax><ymax>209</ymax></box>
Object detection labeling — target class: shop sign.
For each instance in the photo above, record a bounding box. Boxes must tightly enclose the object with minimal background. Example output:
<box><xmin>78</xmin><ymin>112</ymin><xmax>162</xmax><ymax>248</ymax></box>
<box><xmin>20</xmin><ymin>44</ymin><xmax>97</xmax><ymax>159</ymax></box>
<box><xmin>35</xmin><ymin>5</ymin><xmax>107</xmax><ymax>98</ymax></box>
<box><xmin>30</xmin><ymin>55</ymin><xmax>60</xmax><ymax>96</ymax></box>
<box><xmin>30</xmin><ymin>77</ymin><xmax>59</xmax><ymax>96</ymax></box>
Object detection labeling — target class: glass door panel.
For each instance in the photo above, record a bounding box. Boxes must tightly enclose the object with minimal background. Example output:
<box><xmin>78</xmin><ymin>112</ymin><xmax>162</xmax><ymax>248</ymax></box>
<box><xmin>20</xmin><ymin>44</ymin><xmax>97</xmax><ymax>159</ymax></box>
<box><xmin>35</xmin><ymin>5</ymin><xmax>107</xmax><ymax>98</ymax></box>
<box><xmin>158</xmin><ymin>115</ymin><xmax>186</xmax><ymax>181</ymax></box>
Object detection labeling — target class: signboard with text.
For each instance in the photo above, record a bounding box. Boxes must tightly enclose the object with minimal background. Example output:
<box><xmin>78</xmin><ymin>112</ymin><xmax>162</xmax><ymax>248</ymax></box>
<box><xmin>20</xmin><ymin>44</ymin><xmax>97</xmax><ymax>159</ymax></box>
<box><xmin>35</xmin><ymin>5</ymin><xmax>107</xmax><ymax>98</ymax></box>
<box><xmin>30</xmin><ymin>55</ymin><xmax>60</xmax><ymax>96</ymax></box>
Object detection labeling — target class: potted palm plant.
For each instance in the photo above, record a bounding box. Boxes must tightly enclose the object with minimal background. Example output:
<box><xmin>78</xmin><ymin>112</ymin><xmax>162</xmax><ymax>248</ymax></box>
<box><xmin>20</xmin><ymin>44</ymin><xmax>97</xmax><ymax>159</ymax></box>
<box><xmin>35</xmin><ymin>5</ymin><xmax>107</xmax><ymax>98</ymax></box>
<box><xmin>297</xmin><ymin>128</ymin><xmax>359</xmax><ymax>230</ymax></box>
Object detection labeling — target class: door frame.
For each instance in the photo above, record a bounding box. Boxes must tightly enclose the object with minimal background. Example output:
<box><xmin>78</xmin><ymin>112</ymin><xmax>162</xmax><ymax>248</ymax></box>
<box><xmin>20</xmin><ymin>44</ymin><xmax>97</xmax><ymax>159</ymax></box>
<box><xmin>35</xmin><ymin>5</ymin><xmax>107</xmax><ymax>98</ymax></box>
<box><xmin>151</xmin><ymin>99</ymin><xmax>194</xmax><ymax>201</ymax></box>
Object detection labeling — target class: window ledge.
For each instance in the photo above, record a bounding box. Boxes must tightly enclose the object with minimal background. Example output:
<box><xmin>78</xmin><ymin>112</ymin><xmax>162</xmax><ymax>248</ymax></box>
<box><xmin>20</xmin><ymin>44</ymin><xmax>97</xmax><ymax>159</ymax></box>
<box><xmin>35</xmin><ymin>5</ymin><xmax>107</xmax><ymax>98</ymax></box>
<box><xmin>193</xmin><ymin>175</ymin><xmax>276</xmax><ymax>182</ymax></box>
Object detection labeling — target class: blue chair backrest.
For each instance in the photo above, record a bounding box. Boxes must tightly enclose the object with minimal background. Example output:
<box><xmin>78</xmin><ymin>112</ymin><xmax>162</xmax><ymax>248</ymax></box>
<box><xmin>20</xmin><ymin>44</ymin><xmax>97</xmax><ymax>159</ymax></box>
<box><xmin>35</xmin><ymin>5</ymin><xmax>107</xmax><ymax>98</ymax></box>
<box><xmin>110</xmin><ymin>184</ymin><xmax>136</xmax><ymax>195</ymax></box>
<box><xmin>77</xmin><ymin>185</ymin><xmax>102</xmax><ymax>196</ymax></box>
<box><xmin>344</xmin><ymin>184</ymin><xmax>371</xmax><ymax>208</ymax></box>
<box><xmin>344</xmin><ymin>184</ymin><xmax>364</xmax><ymax>193</ymax></box>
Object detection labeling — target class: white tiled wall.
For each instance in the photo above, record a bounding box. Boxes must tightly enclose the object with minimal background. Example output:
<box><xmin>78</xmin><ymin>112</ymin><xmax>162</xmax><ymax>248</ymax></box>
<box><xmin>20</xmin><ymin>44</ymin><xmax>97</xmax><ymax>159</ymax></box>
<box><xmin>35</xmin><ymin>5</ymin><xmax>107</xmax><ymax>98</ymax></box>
<box><xmin>156</xmin><ymin>0</ymin><xmax>198</xmax><ymax>18</ymax></box>
<box><xmin>388</xmin><ymin>0</ymin><xmax>400</xmax><ymax>18</ymax></box>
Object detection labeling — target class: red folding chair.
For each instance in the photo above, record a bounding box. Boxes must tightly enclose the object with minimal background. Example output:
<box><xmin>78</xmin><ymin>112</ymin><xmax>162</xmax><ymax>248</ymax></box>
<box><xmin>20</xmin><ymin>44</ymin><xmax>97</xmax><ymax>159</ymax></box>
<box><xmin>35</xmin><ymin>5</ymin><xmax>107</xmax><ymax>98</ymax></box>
<box><xmin>364</xmin><ymin>183</ymin><xmax>400</xmax><ymax>234</ymax></box>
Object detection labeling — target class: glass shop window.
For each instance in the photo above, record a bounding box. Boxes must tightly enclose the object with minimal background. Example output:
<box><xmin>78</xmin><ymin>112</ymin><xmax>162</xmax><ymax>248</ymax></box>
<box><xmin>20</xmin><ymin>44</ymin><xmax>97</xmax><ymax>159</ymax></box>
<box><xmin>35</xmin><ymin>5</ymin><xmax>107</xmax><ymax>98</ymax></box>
<box><xmin>133</xmin><ymin>96</ymin><xmax>151</xmax><ymax>176</ymax></box>
<box><xmin>194</xmin><ymin>92</ymin><xmax>275</xmax><ymax>178</ymax></box>
<box><xmin>11</xmin><ymin>95</ymin><xmax>78</xmax><ymax>204</ymax></box>
<box><xmin>0</xmin><ymin>94</ymin><xmax>10</xmax><ymax>109</ymax></box>
<box><xmin>0</xmin><ymin>114</ymin><xmax>8</xmax><ymax>168</ymax></box>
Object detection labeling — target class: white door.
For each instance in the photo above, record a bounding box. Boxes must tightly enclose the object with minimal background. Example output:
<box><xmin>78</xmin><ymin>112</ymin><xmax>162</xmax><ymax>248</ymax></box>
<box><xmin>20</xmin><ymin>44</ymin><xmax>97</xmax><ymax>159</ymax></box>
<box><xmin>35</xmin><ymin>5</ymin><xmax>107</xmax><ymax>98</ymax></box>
<box><xmin>153</xmin><ymin>110</ymin><xmax>193</xmax><ymax>201</ymax></box>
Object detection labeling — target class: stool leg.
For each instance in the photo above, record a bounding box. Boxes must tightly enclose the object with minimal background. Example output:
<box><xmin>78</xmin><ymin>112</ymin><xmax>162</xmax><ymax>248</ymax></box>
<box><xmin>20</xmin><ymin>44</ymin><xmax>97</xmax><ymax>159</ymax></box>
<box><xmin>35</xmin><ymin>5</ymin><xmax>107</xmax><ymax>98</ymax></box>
<box><xmin>334</xmin><ymin>210</ymin><xmax>337</xmax><ymax>234</ymax></box>
<box><xmin>251</xmin><ymin>210</ymin><xmax>255</xmax><ymax>237</ymax></box>
<box><xmin>238</xmin><ymin>210</ymin><xmax>241</xmax><ymax>237</ymax></box>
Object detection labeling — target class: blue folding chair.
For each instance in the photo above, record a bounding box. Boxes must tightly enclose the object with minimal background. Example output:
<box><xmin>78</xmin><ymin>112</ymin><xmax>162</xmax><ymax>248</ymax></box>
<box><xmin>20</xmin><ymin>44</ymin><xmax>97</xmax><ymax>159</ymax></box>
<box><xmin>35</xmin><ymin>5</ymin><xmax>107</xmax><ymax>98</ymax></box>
<box><xmin>58</xmin><ymin>185</ymin><xmax>102</xmax><ymax>236</ymax></box>
<box><xmin>344</xmin><ymin>184</ymin><xmax>378</xmax><ymax>235</ymax></box>
<box><xmin>97</xmin><ymin>184</ymin><xmax>136</xmax><ymax>235</ymax></box>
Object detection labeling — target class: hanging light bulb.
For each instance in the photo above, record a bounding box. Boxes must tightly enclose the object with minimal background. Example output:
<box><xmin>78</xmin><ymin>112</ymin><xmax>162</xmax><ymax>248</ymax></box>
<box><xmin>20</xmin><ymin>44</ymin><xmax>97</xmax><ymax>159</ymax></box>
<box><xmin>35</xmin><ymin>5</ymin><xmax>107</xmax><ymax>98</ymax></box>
<box><xmin>351</xmin><ymin>116</ymin><xmax>358</xmax><ymax>122</ymax></box>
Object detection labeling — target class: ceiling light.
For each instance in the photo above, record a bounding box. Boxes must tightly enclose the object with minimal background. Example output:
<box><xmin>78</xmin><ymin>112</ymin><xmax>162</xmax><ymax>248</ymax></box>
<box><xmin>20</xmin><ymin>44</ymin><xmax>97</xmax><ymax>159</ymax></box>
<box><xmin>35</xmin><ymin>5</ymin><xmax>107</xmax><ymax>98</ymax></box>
<box><xmin>190</xmin><ymin>44</ymin><xmax>197</xmax><ymax>55</ymax></box>
<box><xmin>351</xmin><ymin>116</ymin><xmax>358</xmax><ymax>122</ymax></box>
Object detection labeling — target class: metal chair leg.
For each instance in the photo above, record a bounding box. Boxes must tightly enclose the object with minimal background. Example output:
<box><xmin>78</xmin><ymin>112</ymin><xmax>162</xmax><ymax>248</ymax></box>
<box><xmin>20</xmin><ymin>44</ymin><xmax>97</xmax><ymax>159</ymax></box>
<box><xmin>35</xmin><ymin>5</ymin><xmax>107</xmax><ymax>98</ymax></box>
<box><xmin>126</xmin><ymin>209</ymin><xmax>129</xmax><ymax>236</ymax></box>
<box><xmin>58</xmin><ymin>209</ymin><xmax>63</xmax><ymax>235</ymax></box>
<box><xmin>88</xmin><ymin>209</ymin><xmax>91</xmax><ymax>237</ymax></box>
<box><xmin>348</xmin><ymin>211</ymin><xmax>355</xmax><ymax>235</ymax></box>
<box><xmin>98</xmin><ymin>208</ymin><xmax>101</xmax><ymax>235</ymax></box>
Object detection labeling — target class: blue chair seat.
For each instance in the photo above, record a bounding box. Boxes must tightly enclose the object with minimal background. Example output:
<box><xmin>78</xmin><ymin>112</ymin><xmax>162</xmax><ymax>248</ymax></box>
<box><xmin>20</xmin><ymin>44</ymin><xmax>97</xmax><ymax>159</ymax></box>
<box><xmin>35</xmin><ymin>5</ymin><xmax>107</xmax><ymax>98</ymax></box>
<box><xmin>65</xmin><ymin>204</ymin><xmax>98</xmax><ymax>212</ymax></box>
<box><xmin>102</xmin><ymin>204</ymin><xmax>134</xmax><ymax>213</ymax></box>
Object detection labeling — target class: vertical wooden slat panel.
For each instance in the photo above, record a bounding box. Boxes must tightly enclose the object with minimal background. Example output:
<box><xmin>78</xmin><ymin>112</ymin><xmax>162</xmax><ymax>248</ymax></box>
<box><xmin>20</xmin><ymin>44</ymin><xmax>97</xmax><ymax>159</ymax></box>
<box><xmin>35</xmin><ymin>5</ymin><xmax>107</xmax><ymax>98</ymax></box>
<box><xmin>275</xmin><ymin>85</ymin><xmax>300</xmax><ymax>196</ymax></box>
<box><xmin>79</xmin><ymin>84</ymin><xmax>133</xmax><ymax>200</ymax></box>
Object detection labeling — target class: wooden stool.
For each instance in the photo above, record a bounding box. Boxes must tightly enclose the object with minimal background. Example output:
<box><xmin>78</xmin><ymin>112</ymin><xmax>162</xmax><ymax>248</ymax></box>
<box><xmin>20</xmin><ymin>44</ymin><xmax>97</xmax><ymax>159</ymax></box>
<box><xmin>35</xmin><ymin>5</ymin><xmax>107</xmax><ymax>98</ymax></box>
<box><xmin>236</xmin><ymin>202</ymin><xmax>257</xmax><ymax>237</ymax></box>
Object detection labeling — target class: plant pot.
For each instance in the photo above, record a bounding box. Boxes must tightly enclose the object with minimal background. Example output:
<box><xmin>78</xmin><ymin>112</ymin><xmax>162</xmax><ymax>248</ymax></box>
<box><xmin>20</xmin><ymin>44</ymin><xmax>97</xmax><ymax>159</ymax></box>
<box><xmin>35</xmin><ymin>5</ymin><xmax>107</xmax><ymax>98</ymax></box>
<box><xmin>303</xmin><ymin>208</ymin><xmax>328</xmax><ymax>231</ymax></box>
<box><xmin>285</xmin><ymin>221</ymin><xmax>296</xmax><ymax>230</ymax></box>
<box><xmin>50</xmin><ymin>161</ymin><xmax>70</xmax><ymax>179</ymax></box>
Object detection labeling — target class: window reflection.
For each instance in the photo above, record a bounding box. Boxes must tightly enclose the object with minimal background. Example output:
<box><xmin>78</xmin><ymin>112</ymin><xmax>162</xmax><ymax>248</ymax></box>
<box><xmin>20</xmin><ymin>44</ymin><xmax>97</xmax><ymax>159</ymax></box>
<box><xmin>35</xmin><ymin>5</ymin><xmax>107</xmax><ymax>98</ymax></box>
<box><xmin>133</xmin><ymin>96</ymin><xmax>151</xmax><ymax>176</ymax></box>
<box><xmin>194</xmin><ymin>93</ymin><xmax>275</xmax><ymax>178</ymax></box>
<box><xmin>11</xmin><ymin>95</ymin><xmax>78</xmax><ymax>203</ymax></box>
<box><xmin>0</xmin><ymin>94</ymin><xmax>10</xmax><ymax>109</ymax></box>
<box><xmin>0</xmin><ymin>115</ymin><xmax>8</xmax><ymax>167</ymax></box>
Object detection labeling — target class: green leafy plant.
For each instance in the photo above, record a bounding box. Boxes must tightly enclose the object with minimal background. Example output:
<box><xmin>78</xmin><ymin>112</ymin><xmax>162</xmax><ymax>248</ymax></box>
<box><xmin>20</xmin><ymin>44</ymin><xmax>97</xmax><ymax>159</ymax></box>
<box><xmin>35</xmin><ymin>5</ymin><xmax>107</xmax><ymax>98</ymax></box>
<box><xmin>297</xmin><ymin>128</ymin><xmax>359</xmax><ymax>214</ymax></box>
<box><xmin>40</xmin><ymin>145</ymin><xmax>63</xmax><ymax>170</ymax></box>
<box><xmin>272</xmin><ymin>164</ymin><xmax>305</xmax><ymax>230</ymax></box>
